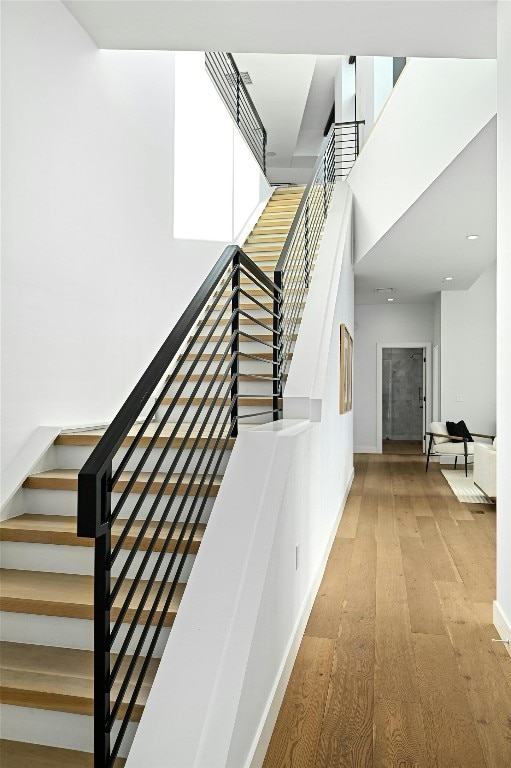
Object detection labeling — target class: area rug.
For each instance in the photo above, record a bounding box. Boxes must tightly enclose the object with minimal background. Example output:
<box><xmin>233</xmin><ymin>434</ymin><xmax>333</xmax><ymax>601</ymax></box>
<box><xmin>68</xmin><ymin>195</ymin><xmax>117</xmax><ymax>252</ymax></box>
<box><xmin>441</xmin><ymin>469</ymin><xmax>490</xmax><ymax>504</ymax></box>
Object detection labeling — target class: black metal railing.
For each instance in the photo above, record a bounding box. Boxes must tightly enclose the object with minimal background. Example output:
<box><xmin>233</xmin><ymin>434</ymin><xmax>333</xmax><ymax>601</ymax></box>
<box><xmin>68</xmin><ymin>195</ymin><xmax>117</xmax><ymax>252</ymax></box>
<box><xmin>334</xmin><ymin>120</ymin><xmax>365</xmax><ymax>179</ymax></box>
<box><xmin>272</xmin><ymin>128</ymin><xmax>336</xmax><ymax>411</ymax></box>
<box><xmin>77</xmin><ymin>245</ymin><xmax>280</xmax><ymax>767</ymax></box>
<box><xmin>206</xmin><ymin>52</ymin><xmax>267</xmax><ymax>174</ymax></box>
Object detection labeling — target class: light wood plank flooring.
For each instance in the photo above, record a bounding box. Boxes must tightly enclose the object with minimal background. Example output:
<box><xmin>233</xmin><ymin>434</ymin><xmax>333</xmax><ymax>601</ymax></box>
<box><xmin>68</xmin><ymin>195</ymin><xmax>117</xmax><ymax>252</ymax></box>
<box><xmin>263</xmin><ymin>454</ymin><xmax>511</xmax><ymax>768</ymax></box>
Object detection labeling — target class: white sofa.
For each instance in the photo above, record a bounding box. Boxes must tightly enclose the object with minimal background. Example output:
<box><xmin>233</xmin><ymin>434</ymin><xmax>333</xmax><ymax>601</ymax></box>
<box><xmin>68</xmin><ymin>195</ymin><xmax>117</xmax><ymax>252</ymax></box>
<box><xmin>474</xmin><ymin>437</ymin><xmax>497</xmax><ymax>501</ymax></box>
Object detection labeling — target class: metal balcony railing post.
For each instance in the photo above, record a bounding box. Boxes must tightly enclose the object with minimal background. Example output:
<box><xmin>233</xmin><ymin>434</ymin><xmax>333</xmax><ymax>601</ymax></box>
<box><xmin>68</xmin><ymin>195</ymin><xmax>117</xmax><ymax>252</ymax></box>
<box><xmin>273</xmin><ymin>270</ymin><xmax>283</xmax><ymax>420</ymax></box>
<box><xmin>304</xmin><ymin>201</ymin><xmax>310</xmax><ymax>288</ymax></box>
<box><xmin>231</xmin><ymin>252</ymin><xmax>240</xmax><ymax>437</ymax></box>
<box><xmin>323</xmin><ymin>153</ymin><xmax>328</xmax><ymax>218</ymax></box>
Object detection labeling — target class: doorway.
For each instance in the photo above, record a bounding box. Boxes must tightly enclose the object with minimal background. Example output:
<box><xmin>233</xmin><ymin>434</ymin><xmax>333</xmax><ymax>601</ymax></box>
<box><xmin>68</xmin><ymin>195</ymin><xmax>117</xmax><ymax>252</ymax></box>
<box><xmin>376</xmin><ymin>342</ymin><xmax>431</xmax><ymax>454</ymax></box>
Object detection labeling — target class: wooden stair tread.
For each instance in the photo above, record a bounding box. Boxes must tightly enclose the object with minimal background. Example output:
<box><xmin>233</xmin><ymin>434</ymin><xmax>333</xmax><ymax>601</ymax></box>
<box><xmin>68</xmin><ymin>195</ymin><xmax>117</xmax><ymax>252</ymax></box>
<box><xmin>0</xmin><ymin>514</ymin><xmax>205</xmax><ymax>554</ymax></box>
<box><xmin>23</xmin><ymin>469</ymin><xmax>221</xmax><ymax>497</ymax></box>
<box><xmin>0</xmin><ymin>641</ymin><xmax>157</xmax><ymax>720</ymax></box>
<box><xmin>0</xmin><ymin>569</ymin><xmax>185</xmax><ymax>626</ymax></box>
<box><xmin>0</xmin><ymin>740</ymin><xmax>125</xmax><ymax>767</ymax></box>
<box><xmin>55</xmin><ymin>423</ymin><xmax>235</xmax><ymax>450</ymax></box>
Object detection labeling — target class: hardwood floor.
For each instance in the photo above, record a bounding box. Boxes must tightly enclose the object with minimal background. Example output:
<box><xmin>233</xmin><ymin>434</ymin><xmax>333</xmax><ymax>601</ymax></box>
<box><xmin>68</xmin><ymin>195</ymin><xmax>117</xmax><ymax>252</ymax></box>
<box><xmin>263</xmin><ymin>454</ymin><xmax>511</xmax><ymax>768</ymax></box>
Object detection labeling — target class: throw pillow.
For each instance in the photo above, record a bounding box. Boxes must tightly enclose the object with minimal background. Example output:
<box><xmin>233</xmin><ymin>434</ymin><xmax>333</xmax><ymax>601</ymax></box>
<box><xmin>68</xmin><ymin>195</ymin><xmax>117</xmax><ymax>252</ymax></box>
<box><xmin>446</xmin><ymin>420</ymin><xmax>473</xmax><ymax>443</ymax></box>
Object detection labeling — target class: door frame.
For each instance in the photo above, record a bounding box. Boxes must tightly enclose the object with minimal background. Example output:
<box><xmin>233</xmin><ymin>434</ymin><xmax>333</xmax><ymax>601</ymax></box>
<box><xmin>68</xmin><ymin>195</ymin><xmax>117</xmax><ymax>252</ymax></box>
<box><xmin>376</xmin><ymin>341</ymin><xmax>432</xmax><ymax>454</ymax></box>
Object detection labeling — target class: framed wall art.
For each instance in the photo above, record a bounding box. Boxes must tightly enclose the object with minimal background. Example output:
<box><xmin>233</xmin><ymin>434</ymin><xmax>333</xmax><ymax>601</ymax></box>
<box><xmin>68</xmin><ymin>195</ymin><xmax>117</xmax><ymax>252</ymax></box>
<box><xmin>339</xmin><ymin>323</ymin><xmax>353</xmax><ymax>414</ymax></box>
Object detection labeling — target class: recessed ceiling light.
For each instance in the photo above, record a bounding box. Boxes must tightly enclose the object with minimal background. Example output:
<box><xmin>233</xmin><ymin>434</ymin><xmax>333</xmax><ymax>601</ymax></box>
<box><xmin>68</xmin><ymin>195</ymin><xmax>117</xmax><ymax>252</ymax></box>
<box><xmin>266</xmin><ymin>151</ymin><xmax>277</xmax><ymax>157</ymax></box>
<box><xmin>443</xmin><ymin>276</ymin><xmax>454</xmax><ymax>282</ymax></box>
<box><xmin>466</xmin><ymin>234</ymin><xmax>478</xmax><ymax>240</ymax></box>
<box><xmin>387</xmin><ymin>298</ymin><xmax>394</xmax><ymax>302</ymax></box>
<box><xmin>374</xmin><ymin>287</ymin><xmax>395</xmax><ymax>293</ymax></box>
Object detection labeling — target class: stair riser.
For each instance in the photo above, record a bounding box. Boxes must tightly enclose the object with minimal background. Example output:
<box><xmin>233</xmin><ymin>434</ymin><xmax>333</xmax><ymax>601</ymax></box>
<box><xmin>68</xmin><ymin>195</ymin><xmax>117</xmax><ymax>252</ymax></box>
<box><xmin>0</xmin><ymin>612</ymin><xmax>170</xmax><ymax>658</ymax></box>
<box><xmin>54</xmin><ymin>443</ymin><xmax>231</xmax><ymax>475</ymax></box>
<box><xmin>0</xmin><ymin>704</ymin><xmax>135</xmax><ymax>757</ymax></box>
<box><xmin>186</xmin><ymin>339</ymin><xmax>275</xmax><ymax>357</ymax></box>
<box><xmin>155</xmin><ymin>402</ymin><xmax>274</xmax><ymax>423</ymax></box>
<box><xmin>164</xmin><ymin>378</ymin><xmax>272</xmax><ymax>397</ymax></box>
<box><xmin>0</xmin><ymin>541</ymin><xmax>195</xmax><ymax>582</ymax></box>
<box><xmin>23</xmin><ymin>488</ymin><xmax>216</xmax><ymax>524</ymax></box>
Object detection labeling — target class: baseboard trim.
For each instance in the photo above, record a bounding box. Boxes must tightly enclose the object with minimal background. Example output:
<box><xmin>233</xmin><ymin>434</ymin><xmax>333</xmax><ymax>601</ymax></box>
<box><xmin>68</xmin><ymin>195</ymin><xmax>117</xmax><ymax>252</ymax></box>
<box><xmin>354</xmin><ymin>445</ymin><xmax>379</xmax><ymax>454</ymax></box>
<box><xmin>247</xmin><ymin>466</ymin><xmax>355</xmax><ymax>768</ymax></box>
<box><xmin>493</xmin><ymin>601</ymin><xmax>511</xmax><ymax>658</ymax></box>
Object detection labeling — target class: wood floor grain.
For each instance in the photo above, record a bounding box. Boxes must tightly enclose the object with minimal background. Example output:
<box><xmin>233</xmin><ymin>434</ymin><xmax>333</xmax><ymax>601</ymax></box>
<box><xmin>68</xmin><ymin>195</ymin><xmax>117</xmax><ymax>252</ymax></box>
<box><xmin>263</xmin><ymin>454</ymin><xmax>511</xmax><ymax>768</ymax></box>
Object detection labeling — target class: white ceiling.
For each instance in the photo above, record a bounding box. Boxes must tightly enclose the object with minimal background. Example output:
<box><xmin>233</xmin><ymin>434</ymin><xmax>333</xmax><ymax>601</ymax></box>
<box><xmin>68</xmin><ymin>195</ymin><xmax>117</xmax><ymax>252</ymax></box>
<box><xmin>63</xmin><ymin>1</ymin><xmax>496</xmax><ymax>58</ymax></box>
<box><xmin>354</xmin><ymin>117</ymin><xmax>497</xmax><ymax>304</ymax></box>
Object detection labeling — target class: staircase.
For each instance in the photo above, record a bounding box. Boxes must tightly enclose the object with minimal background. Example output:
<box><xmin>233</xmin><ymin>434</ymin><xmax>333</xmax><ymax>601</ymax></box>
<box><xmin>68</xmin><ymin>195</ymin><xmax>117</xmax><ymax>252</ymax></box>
<box><xmin>0</xmin><ymin>186</ymin><xmax>305</xmax><ymax>767</ymax></box>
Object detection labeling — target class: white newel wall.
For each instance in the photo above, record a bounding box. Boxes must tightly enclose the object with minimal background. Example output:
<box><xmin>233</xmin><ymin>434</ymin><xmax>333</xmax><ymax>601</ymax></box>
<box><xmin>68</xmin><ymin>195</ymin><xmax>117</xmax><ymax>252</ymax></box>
<box><xmin>495</xmin><ymin>0</ymin><xmax>511</xmax><ymax>650</ymax></box>
<box><xmin>353</xmin><ymin>303</ymin><xmax>435</xmax><ymax>452</ymax></box>
<box><xmin>125</xmin><ymin>184</ymin><xmax>354</xmax><ymax>768</ymax></box>
<box><xmin>440</xmin><ymin>261</ymin><xmax>497</xmax><ymax>435</ymax></box>
<box><xmin>1</xmin><ymin>2</ymin><xmax>269</xmax><ymax>475</ymax></box>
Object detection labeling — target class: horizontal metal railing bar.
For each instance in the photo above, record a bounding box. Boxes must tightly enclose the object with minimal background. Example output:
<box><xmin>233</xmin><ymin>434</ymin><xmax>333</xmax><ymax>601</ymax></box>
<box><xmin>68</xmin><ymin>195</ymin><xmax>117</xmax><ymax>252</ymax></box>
<box><xmin>237</xmin><ymin>309</ymin><xmax>273</xmax><ymax>333</ymax></box>
<box><xmin>77</xmin><ymin>246</ymin><xmax>244</xmax><ymax>538</ymax></box>
<box><xmin>238</xmin><ymin>408</ymin><xmax>279</xmax><ymax>420</ymax></box>
<box><xmin>238</xmin><ymin>350</ymin><xmax>281</xmax><ymax>365</ymax></box>
<box><xmin>238</xmin><ymin>330</ymin><xmax>277</xmax><ymax>350</ymax></box>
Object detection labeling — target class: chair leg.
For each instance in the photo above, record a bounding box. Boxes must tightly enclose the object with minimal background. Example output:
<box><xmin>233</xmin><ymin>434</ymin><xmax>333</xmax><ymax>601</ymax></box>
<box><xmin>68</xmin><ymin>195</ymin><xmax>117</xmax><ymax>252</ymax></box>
<box><xmin>454</xmin><ymin>456</ymin><xmax>457</xmax><ymax>469</ymax></box>
<box><xmin>426</xmin><ymin>435</ymin><xmax>433</xmax><ymax>472</ymax></box>
<box><xmin>464</xmin><ymin>440</ymin><xmax>468</xmax><ymax>477</ymax></box>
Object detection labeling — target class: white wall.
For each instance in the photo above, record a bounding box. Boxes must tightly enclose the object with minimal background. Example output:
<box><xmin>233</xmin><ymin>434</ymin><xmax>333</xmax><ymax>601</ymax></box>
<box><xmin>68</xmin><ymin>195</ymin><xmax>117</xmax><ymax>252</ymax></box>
<box><xmin>440</xmin><ymin>261</ymin><xmax>496</xmax><ymax>435</ymax></box>
<box><xmin>334</xmin><ymin>56</ymin><xmax>356</xmax><ymax>123</ymax></box>
<box><xmin>349</xmin><ymin>58</ymin><xmax>497</xmax><ymax>261</ymax></box>
<box><xmin>353</xmin><ymin>303</ymin><xmax>435</xmax><ymax>452</ymax></box>
<box><xmin>495</xmin><ymin>0</ymin><xmax>511</xmax><ymax>647</ymax></box>
<box><xmin>125</xmin><ymin>184</ymin><xmax>354</xmax><ymax>768</ymax></box>
<box><xmin>1</xmin><ymin>2</ymin><xmax>269</xmax><ymax>473</ymax></box>
<box><xmin>355</xmin><ymin>56</ymin><xmax>393</xmax><ymax>137</ymax></box>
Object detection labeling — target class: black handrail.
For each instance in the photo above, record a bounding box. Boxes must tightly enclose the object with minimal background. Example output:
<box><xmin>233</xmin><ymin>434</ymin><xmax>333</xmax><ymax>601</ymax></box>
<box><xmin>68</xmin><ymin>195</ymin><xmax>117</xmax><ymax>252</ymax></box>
<box><xmin>205</xmin><ymin>52</ymin><xmax>267</xmax><ymax>175</ymax></box>
<box><xmin>78</xmin><ymin>245</ymin><xmax>280</xmax><ymax>767</ymax></box>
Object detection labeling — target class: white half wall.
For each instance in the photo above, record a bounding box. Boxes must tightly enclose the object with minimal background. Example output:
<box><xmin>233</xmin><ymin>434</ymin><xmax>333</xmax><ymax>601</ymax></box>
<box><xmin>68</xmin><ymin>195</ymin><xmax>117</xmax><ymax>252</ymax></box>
<box><xmin>125</xmin><ymin>183</ymin><xmax>355</xmax><ymax>768</ymax></box>
<box><xmin>353</xmin><ymin>303</ymin><xmax>435</xmax><ymax>452</ymax></box>
<box><xmin>1</xmin><ymin>2</ymin><xmax>269</xmax><ymax>472</ymax></box>
<box><xmin>495</xmin><ymin>0</ymin><xmax>511</xmax><ymax>651</ymax></box>
<box><xmin>440</xmin><ymin>261</ymin><xmax>496</xmax><ymax>435</ymax></box>
<box><xmin>348</xmin><ymin>57</ymin><xmax>497</xmax><ymax>262</ymax></box>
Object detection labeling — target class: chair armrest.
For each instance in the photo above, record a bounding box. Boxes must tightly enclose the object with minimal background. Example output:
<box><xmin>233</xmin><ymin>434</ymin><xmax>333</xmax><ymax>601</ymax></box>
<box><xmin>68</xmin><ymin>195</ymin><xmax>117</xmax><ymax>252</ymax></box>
<box><xmin>471</xmin><ymin>432</ymin><xmax>496</xmax><ymax>440</ymax></box>
<box><xmin>426</xmin><ymin>431</ymin><xmax>465</xmax><ymax>442</ymax></box>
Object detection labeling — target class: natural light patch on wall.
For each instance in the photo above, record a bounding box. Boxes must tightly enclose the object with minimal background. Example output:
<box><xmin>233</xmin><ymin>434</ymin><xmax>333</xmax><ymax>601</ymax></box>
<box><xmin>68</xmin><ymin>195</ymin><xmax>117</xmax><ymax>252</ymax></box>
<box><xmin>233</xmin><ymin>127</ymin><xmax>261</xmax><ymax>238</ymax></box>
<box><xmin>174</xmin><ymin>51</ymin><xmax>232</xmax><ymax>240</ymax></box>
<box><xmin>174</xmin><ymin>51</ymin><xmax>263</xmax><ymax>242</ymax></box>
